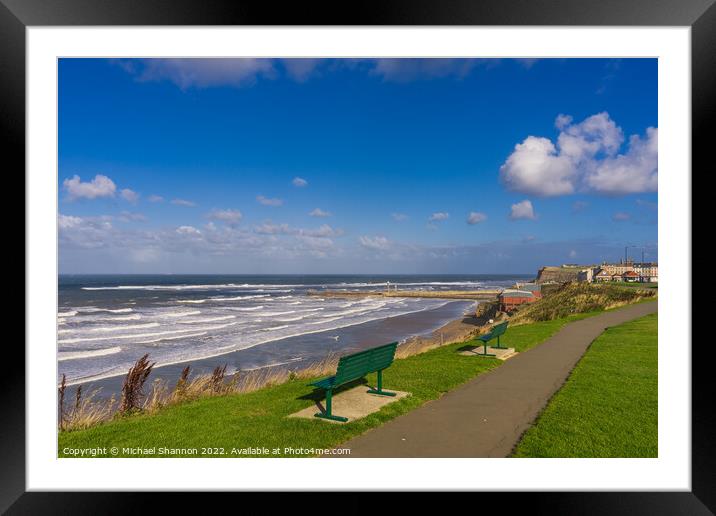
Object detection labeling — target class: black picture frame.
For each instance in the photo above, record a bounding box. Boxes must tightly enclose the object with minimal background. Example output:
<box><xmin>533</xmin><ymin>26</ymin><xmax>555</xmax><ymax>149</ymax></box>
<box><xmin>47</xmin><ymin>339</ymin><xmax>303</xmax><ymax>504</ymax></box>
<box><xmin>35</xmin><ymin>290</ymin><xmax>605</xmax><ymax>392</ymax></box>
<box><xmin>4</xmin><ymin>0</ymin><xmax>709</xmax><ymax>512</ymax></box>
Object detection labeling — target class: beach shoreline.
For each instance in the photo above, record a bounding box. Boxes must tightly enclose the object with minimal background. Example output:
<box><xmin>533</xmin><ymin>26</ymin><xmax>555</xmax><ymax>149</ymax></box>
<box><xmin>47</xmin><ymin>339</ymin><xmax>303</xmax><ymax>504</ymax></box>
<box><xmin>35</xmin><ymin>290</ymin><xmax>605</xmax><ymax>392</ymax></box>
<box><xmin>69</xmin><ymin>299</ymin><xmax>493</xmax><ymax>401</ymax></box>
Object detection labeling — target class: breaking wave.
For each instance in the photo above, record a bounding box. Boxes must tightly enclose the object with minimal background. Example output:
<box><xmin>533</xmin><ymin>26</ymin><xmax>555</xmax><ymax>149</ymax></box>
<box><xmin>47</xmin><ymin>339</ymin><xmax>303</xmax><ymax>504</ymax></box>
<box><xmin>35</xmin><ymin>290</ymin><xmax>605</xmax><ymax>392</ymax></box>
<box><xmin>58</xmin><ymin>346</ymin><xmax>122</xmax><ymax>362</ymax></box>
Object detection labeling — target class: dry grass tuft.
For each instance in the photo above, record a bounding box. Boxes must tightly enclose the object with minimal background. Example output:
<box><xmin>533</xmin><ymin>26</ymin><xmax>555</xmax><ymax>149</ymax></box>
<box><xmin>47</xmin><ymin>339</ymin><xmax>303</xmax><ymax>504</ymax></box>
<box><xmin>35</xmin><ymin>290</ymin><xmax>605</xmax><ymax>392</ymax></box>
<box><xmin>143</xmin><ymin>379</ymin><xmax>169</xmax><ymax>413</ymax></box>
<box><xmin>120</xmin><ymin>354</ymin><xmax>155</xmax><ymax>415</ymax></box>
<box><xmin>58</xmin><ymin>381</ymin><xmax>116</xmax><ymax>431</ymax></box>
<box><xmin>210</xmin><ymin>364</ymin><xmax>228</xmax><ymax>393</ymax></box>
<box><xmin>172</xmin><ymin>365</ymin><xmax>191</xmax><ymax>402</ymax></box>
<box><xmin>58</xmin><ymin>374</ymin><xmax>67</xmax><ymax>431</ymax></box>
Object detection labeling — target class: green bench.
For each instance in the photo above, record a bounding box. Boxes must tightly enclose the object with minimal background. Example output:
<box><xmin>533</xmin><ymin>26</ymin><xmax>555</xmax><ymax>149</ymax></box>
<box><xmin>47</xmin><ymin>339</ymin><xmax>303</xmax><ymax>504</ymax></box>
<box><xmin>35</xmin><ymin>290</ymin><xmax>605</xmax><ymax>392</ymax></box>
<box><xmin>308</xmin><ymin>342</ymin><xmax>398</xmax><ymax>422</ymax></box>
<box><xmin>475</xmin><ymin>321</ymin><xmax>509</xmax><ymax>356</ymax></box>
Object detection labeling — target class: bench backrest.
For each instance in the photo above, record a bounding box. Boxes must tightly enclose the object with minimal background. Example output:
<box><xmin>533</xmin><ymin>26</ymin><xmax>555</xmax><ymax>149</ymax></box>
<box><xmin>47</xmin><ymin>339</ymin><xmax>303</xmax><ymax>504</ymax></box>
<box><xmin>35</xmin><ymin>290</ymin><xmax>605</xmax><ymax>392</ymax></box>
<box><xmin>333</xmin><ymin>342</ymin><xmax>398</xmax><ymax>386</ymax></box>
<box><xmin>491</xmin><ymin>321</ymin><xmax>508</xmax><ymax>337</ymax></box>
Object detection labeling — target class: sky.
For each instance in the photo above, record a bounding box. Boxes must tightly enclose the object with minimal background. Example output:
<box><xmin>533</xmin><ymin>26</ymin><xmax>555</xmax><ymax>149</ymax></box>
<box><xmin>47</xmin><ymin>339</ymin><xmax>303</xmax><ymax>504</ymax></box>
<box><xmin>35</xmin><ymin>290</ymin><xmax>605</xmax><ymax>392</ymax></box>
<box><xmin>58</xmin><ymin>58</ymin><xmax>658</xmax><ymax>274</ymax></box>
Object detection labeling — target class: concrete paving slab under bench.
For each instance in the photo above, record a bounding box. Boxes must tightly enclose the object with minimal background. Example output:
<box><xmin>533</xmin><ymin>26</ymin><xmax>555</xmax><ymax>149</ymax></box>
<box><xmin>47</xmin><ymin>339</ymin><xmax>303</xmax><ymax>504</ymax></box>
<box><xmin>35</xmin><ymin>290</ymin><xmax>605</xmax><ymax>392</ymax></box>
<box><xmin>289</xmin><ymin>386</ymin><xmax>411</xmax><ymax>424</ymax></box>
<box><xmin>459</xmin><ymin>346</ymin><xmax>517</xmax><ymax>360</ymax></box>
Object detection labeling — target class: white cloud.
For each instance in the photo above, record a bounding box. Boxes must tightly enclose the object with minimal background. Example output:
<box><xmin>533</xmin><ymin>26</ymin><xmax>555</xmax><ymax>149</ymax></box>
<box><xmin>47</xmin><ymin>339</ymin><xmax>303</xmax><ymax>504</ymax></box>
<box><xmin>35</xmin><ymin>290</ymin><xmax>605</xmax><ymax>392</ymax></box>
<box><xmin>499</xmin><ymin>136</ymin><xmax>576</xmax><ymax>196</ymax></box>
<box><xmin>117</xmin><ymin>58</ymin><xmax>497</xmax><ymax>90</ymax></box>
<box><xmin>120</xmin><ymin>188</ymin><xmax>139</xmax><ymax>203</ymax></box>
<box><xmin>368</xmin><ymin>59</ymin><xmax>485</xmax><ymax>82</ymax></box>
<box><xmin>256</xmin><ymin>195</ymin><xmax>283</xmax><ymax>207</ymax></box>
<box><xmin>148</xmin><ymin>195</ymin><xmax>164</xmax><ymax>203</ymax></box>
<box><xmin>467</xmin><ymin>212</ymin><xmax>487</xmax><ymax>225</ymax></box>
<box><xmin>176</xmin><ymin>225</ymin><xmax>201</xmax><ymax>236</ymax></box>
<box><xmin>63</xmin><ymin>174</ymin><xmax>116</xmax><ymax>200</ymax></box>
<box><xmin>309</xmin><ymin>208</ymin><xmax>331</xmax><ymax>217</ymax></box>
<box><xmin>612</xmin><ymin>212</ymin><xmax>631</xmax><ymax>222</ymax></box>
<box><xmin>359</xmin><ymin>235</ymin><xmax>390</xmax><ymax>250</ymax></box>
<box><xmin>282</xmin><ymin>60</ymin><xmax>321</xmax><ymax>82</ymax></box>
<box><xmin>569</xmin><ymin>249</ymin><xmax>577</xmax><ymax>259</ymax></box>
<box><xmin>500</xmin><ymin>112</ymin><xmax>657</xmax><ymax>196</ymax></box>
<box><xmin>171</xmin><ymin>198</ymin><xmax>196</xmax><ymax>207</ymax></box>
<box><xmin>58</xmin><ymin>214</ymin><xmax>83</xmax><ymax>229</ymax></box>
<box><xmin>58</xmin><ymin>214</ymin><xmax>113</xmax><ymax>249</ymax></box>
<box><xmin>133</xmin><ymin>58</ymin><xmax>276</xmax><ymax>89</ymax></box>
<box><xmin>60</xmin><ymin>213</ymin><xmax>347</xmax><ymax>263</ymax></box>
<box><xmin>300</xmin><ymin>224</ymin><xmax>343</xmax><ymax>238</ymax></box>
<box><xmin>254</xmin><ymin>222</ymin><xmax>292</xmax><ymax>235</ymax></box>
<box><xmin>208</xmin><ymin>208</ymin><xmax>243</xmax><ymax>226</ymax></box>
<box><xmin>429</xmin><ymin>212</ymin><xmax>449</xmax><ymax>222</ymax></box>
<box><xmin>391</xmin><ymin>213</ymin><xmax>408</xmax><ymax>222</ymax></box>
<box><xmin>585</xmin><ymin>128</ymin><xmax>658</xmax><ymax>194</ymax></box>
<box><xmin>510</xmin><ymin>200</ymin><xmax>536</xmax><ymax>220</ymax></box>
<box><xmin>554</xmin><ymin>114</ymin><xmax>573</xmax><ymax>130</ymax></box>
<box><xmin>253</xmin><ymin>222</ymin><xmax>343</xmax><ymax>239</ymax></box>
<box><xmin>292</xmin><ymin>177</ymin><xmax>308</xmax><ymax>187</ymax></box>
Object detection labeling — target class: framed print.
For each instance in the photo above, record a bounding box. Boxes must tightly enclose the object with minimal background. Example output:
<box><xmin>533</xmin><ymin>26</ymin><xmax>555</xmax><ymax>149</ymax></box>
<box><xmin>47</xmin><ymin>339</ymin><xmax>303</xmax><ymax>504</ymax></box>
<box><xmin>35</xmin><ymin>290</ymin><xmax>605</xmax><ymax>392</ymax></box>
<box><xmin>5</xmin><ymin>0</ymin><xmax>711</xmax><ymax>511</ymax></box>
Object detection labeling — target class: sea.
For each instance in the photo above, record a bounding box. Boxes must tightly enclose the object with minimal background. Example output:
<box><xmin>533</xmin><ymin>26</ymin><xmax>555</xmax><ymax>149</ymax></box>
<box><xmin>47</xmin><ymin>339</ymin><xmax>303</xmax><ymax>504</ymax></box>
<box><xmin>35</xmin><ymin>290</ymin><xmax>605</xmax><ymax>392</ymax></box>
<box><xmin>58</xmin><ymin>274</ymin><xmax>531</xmax><ymax>390</ymax></box>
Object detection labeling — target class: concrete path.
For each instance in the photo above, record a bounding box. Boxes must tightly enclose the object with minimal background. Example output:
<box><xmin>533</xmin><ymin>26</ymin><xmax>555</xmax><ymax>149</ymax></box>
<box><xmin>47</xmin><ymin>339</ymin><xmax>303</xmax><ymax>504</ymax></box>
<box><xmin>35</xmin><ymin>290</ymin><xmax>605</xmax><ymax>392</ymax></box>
<box><xmin>338</xmin><ymin>301</ymin><xmax>658</xmax><ymax>458</ymax></box>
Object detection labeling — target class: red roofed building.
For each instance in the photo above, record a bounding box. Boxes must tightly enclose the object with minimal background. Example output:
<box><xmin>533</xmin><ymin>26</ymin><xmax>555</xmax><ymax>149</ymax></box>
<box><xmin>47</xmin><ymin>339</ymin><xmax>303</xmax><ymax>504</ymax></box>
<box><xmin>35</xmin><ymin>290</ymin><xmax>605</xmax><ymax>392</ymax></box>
<box><xmin>499</xmin><ymin>289</ymin><xmax>537</xmax><ymax>313</ymax></box>
<box><xmin>621</xmin><ymin>270</ymin><xmax>640</xmax><ymax>282</ymax></box>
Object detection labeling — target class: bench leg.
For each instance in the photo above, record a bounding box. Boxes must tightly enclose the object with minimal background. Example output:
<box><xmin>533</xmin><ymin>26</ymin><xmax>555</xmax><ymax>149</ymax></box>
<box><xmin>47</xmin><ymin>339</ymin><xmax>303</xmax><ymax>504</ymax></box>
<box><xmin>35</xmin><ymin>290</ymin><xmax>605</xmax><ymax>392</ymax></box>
<box><xmin>478</xmin><ymin>342</ymin><xmax>496</xmax><ymax>357</ymax></box>
<box><xmin>367</xmin><ymin>370</ymin><xmax>396</xmax><ymax>396</ymax></box>
<box><xmin>314</xmin><ymin>388</ymin><xmax>348</xmax><ymax>422</ymax></box>
<box><xmin>492</xmin><ymin>335</ymin><xmax>507</xmax><ymax>349</ymax></box>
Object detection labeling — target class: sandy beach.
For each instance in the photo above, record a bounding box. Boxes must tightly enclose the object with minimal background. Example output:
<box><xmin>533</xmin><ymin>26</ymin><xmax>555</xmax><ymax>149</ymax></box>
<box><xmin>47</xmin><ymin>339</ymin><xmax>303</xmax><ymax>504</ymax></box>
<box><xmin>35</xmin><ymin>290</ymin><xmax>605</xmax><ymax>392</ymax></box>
<box><xmin>72</xmin><ymin>298</ymin><xmax>491</xmax><ymax>402</ymax></box>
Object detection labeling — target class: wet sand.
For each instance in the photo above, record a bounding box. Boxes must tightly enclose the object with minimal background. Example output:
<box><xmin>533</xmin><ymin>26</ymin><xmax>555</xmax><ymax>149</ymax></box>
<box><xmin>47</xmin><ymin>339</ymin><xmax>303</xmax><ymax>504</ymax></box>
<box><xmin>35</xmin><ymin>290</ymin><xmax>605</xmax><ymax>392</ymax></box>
<box><xmin>75</xmin><ymin>300</ymin><xmax>487</xmax><ymax>401</ymax></box>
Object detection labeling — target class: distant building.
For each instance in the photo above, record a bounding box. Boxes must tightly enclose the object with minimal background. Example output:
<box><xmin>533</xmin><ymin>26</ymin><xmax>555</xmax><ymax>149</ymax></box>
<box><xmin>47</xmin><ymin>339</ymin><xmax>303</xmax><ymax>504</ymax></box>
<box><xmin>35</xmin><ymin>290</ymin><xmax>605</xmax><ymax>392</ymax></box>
<box><xmin>622</xmin><ymin>270</ymin><xmax>640</xmax><ymax>282</ymax></box>
<box><xmin>601</xmin><ymin>260</ymin><xmax>634</xmax><ymax>276</ymax></box>
<box><xmin>594</xmin><ymin>268</ymin><xmax>613</xmax><ymax>282</ymax></box>
<box><xmin>519</xmin><ymin>283</ymin><xmax>543</xmax><ymax>297</ymax></box>
<box><xmin>577</xmin><ymin>267</ymin><xmax>600</xmax><ymax>283</ymax></box>
<box><xmin>499</xmin><ymin>289</ymin><xmax>537</xmax><ymax>313</ymax></box>
<box><xmin>598</xmin><ymin>259</ymin><xmax>658</xmax><ymax>283</ymax></box>
<box><xmin>537</xmin><ymin>259</ymin><xmax>657</xmax><ymax>284</ymax></box>
<box><xmin>633</xmin><ymin>262</ymin><xmax>659</xmax><ymax>282</ymax></box>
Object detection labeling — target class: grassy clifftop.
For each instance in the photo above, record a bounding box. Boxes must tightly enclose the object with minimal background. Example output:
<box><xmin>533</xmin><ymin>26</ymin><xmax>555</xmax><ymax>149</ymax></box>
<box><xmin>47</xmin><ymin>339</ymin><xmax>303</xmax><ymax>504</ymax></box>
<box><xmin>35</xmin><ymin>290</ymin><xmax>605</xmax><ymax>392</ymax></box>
<box><xmin>513</xmin><ymin>313</ymin><xmax>658</xmax><ymax>457</ymax></box>
<box><xmin>510</xmin><ymin>282</ymin><xmax>657</xmax><ymax>324</ymax></box>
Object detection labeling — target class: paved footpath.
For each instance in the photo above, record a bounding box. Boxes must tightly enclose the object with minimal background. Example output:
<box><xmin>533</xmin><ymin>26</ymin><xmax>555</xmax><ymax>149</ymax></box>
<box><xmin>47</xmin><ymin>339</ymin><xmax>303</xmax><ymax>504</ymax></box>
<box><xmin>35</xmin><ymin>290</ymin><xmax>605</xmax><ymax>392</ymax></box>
<box><xmin>339</xmin><ymin>301</ymin><xmax>658</xmax><ymax>458</ymax></box>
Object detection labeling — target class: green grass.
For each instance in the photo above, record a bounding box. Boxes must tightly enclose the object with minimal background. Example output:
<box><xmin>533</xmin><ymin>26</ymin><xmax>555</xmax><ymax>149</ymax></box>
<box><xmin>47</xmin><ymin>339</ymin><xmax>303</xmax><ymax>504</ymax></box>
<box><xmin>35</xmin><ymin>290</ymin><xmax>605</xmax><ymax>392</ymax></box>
<box><xmin>611</xmin><ymin>282</ymin><xmax>658</xmax><ymax>290</ymax></box>
<box><xmin>512</xmin><ymin>313</ymin><xmax>658</xmax><ymax>458</ymax></box>
<box><xmin>58</xmin><ymin>314</ymin><xmax>586</xmax><ymax>458</ymax></box>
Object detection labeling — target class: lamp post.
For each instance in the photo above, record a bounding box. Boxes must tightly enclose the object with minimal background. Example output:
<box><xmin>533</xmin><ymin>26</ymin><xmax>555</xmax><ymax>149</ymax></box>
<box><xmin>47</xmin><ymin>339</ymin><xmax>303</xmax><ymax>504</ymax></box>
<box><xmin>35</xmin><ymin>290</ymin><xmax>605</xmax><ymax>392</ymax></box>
<box><xmin>626</xmin><ymin>245</ymin><xmax>652</xmax><ymax>283</ymax></box>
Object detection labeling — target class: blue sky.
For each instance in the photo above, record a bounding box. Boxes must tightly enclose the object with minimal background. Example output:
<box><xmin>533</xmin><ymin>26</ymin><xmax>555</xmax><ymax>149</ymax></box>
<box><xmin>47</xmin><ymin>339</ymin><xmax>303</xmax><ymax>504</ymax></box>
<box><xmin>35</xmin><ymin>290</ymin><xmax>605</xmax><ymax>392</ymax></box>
<box><xmin>58</xmin><ymin>58</ymin><xmax>658</xmax><ymax>274</ymax></box>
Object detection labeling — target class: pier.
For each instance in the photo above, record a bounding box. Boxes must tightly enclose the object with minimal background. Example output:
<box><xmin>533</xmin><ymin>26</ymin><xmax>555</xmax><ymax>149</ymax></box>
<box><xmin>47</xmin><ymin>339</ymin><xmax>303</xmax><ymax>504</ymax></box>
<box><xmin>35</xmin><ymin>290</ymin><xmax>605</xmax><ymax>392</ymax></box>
<box><xmin>307</xmin><ymin>289</ymin><xmax>502</xmax><ymax>301</ymax></box>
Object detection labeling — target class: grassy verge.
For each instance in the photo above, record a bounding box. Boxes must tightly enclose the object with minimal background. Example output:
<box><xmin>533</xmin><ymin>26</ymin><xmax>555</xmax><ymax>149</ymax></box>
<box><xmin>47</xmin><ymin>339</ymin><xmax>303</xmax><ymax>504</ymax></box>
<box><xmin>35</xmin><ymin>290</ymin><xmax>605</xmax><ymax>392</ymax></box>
<box><xmin>58</xmin><ymin>314</ymin><xmax>588</xmax><ymax>458</ymax></box>
<box><xmin>512</xmin><ymin>313</ymin><xmax>658</xmax><ymax>458</ymax></box>
<box><xmin>611</xmin><ymin>282</ymin><xmax>658</xmax><ymax>290</ymax></box>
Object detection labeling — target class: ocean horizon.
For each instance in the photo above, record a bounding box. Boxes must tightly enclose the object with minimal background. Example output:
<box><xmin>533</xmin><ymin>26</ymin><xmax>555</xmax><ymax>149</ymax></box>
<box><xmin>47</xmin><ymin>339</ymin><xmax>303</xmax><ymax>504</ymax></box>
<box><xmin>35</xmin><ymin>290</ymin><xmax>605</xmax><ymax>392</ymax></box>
<box><xmin>58</xmin><ymin>273</ymin><xmax>532</xmax><ymax>389</ymax></box>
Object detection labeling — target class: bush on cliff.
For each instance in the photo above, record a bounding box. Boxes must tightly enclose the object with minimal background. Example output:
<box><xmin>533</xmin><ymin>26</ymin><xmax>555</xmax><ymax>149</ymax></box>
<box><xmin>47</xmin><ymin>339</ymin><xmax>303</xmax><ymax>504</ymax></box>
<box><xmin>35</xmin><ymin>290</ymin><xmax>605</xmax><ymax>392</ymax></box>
<box><xmin>510</xmin><ymin>282</ymin><xmax>656</xmax><ymax>324</ymax></box>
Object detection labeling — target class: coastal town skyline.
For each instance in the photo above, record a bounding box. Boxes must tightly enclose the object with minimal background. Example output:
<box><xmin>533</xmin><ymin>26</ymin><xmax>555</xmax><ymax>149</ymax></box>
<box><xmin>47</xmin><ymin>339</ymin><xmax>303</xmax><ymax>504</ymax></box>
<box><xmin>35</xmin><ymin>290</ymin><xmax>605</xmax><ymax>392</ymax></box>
<box><xmin>58</xmin><ymin>58</ymin><xmax>657</xmax><ymax>274</ymax></box>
